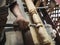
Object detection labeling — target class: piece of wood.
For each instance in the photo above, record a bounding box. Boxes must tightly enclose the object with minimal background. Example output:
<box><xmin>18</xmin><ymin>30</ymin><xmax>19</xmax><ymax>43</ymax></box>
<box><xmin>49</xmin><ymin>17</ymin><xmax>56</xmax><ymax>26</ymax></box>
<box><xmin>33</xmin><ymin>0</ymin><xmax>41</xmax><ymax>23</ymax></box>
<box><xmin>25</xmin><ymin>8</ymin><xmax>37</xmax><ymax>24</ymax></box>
<box><xmin>25</xmin><ymin>0</ymin><xmax>55</xmax><ymax>45</ymax></box>
<box><xmin>25</xmin><ymin>13</ymin><xmax>40</xmax><ymax>45</ymax></box>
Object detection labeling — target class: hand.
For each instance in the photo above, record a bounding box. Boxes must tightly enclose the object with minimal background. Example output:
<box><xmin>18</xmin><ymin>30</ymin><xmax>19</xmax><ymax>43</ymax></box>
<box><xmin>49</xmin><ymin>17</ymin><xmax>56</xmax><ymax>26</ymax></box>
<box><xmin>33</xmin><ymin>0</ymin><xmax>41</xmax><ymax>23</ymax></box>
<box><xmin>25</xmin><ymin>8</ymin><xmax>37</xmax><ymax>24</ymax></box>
<box><xmin>15</xmin><ymin>16</ymin><xmax>29</xmax><ymax>30</ymax></box>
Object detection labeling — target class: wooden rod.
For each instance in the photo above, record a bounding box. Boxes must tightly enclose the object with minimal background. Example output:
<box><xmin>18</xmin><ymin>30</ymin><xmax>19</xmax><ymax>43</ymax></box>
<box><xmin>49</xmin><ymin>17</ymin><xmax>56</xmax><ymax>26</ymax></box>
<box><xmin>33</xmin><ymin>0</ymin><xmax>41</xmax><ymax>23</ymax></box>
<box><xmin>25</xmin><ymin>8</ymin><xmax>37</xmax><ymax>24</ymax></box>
<box><xmin>25</xmin><ymin>0</ymin><xmax>55</xmax><ymax>45</ymax></box>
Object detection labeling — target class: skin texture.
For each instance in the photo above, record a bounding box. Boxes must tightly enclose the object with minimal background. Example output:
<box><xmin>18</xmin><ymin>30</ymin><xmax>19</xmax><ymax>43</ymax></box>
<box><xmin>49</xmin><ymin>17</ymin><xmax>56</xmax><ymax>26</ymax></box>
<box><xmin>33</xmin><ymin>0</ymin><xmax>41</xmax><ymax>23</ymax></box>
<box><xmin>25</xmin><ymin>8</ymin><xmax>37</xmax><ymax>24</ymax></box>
<box><xmin>10</xmin><ymin>3</ymin><xmax>29</xmax><ymax>30</ymax></box>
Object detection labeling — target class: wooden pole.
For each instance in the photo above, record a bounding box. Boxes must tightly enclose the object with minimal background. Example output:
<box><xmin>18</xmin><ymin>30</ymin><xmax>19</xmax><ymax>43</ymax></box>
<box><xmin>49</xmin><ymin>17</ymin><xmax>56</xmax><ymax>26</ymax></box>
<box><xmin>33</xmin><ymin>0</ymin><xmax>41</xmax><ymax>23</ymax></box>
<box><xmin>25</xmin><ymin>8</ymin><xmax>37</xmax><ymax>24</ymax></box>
<box><xmin>24</xmin><ymin>0</ymin><xmax>55</xmax><ymax>45</ymax></box>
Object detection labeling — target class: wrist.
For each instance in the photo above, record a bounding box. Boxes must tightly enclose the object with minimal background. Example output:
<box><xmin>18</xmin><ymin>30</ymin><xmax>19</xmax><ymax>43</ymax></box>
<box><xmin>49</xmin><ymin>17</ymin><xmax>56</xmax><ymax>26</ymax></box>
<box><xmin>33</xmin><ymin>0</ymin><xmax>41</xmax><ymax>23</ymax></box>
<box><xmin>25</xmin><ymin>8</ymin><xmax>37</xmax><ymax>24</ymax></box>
<box><xmin>16</xmin><ymin>15</ymin><xmax>24</xmax><ymax>18</ymax></box>
<box><xmin>16</xmin><ymin>15</ymin><xmax>25</xmax><ymax>20</ymax></box>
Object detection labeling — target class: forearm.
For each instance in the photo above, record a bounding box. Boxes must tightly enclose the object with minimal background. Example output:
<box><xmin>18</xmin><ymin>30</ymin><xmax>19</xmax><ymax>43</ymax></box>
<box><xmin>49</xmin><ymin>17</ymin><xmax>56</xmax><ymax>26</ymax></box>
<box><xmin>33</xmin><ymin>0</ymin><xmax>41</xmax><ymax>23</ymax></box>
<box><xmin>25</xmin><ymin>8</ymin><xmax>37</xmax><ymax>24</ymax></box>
<box><xmin>10</xmin><ymin>3</ymin><xmax>24</xmax><ymax>18</ymax></box>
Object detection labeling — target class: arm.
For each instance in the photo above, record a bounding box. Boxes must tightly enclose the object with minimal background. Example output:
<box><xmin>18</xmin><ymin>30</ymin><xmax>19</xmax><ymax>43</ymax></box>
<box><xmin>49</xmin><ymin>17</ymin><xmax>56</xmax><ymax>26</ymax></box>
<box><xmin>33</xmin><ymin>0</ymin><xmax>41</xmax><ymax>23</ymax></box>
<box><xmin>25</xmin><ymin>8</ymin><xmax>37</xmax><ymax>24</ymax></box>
<box><xmin>9</xmin><ymin>2</ymin><xmax>24</xmax><ymax>18</ymax></box>
<box><xmin>9</xmin><ymin>2</ymin><xmax>29</xmax><ymax>30</ymax></box>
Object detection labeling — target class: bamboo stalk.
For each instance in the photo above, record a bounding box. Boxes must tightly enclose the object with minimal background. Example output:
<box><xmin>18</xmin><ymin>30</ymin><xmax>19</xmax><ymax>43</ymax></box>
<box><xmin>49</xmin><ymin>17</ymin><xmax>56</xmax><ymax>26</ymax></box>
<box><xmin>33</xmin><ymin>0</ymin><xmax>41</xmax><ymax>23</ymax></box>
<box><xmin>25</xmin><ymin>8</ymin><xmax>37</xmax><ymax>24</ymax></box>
<box><xmin>25</xmin><ymin>0</ymin><xmax>55</xmax><ymax>45</ymax></box>
<box><xmin>28</xmin><ymin>14</ymin><xmax>41</xmax><ymax>45</ymax></box>
<box><xmin>26</xmin><ymin>14</ymin><xmax>40</xmax><ymax>45</ymax></box>
<box><xmin>29</xmin><ymin>26</ymin><xmax>40</xmax><ymax>45</ymax></box>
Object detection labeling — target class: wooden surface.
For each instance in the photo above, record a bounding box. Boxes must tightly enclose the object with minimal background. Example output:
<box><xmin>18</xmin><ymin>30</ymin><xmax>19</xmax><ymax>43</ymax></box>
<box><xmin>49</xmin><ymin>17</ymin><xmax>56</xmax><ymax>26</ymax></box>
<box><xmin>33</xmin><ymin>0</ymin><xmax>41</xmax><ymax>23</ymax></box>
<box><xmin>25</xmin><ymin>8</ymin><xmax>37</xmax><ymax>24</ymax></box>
<box><xmin>25</xmin><ymin>0</ymin><xmax>55</xmax><ymax>45</ymax></box>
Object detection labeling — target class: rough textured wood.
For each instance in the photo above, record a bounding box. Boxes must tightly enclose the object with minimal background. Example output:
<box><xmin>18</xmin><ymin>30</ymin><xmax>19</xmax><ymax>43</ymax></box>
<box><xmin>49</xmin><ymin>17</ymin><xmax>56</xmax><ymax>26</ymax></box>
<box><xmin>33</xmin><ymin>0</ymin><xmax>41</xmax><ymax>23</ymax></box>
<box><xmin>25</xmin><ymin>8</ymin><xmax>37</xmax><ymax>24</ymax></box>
<box><xmin>24</xmin><ymin>0</ymin><xmax>40</xmax><ymax>45</ymax></box>
<box><xmin>29</xmin><ymin>26</ymin><xmax>40</xmax><ymax>45</ymax></box>
<box><xmin>25</xmin><ymin>0</ymin><xmax>55</xmax><ymax>45</ymax></box>
<box><xmin>25</xmin><ymin>13</ymin><xmax>40</xmax><ymax>45</ymax></box>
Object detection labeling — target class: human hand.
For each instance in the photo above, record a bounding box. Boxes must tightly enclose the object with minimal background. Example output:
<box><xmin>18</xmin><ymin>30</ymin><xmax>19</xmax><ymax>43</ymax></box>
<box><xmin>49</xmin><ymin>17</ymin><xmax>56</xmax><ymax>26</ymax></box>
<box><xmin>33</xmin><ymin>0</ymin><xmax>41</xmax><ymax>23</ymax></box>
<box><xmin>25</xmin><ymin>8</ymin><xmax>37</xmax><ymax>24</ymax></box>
<box><xmin>15</xmin><ymin>16</ymin><xmax>29</xmax><ymax>30</ymax></box>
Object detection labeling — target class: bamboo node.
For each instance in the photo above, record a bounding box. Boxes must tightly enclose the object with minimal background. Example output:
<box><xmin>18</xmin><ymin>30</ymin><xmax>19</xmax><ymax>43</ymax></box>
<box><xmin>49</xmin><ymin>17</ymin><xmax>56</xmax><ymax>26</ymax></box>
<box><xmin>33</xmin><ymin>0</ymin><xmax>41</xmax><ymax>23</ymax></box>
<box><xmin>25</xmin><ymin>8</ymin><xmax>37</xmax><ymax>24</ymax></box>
<box><xmin>43</xmin><ymin>40</ymin><xmax>51</xmax><ymax>45</ymax></box>
<box><xmin>29</xmin><ymin>9</ymin><xmax>37</xmax><ymax>15</ymax></box>
<box><xmin>28</xmin><ymin>24</ymin><xmax>36</xmax><ymax>27</ymax></box>
<box><xmin>36</xmin><ymin>24</ymin><xmax>43</xmax><ymax>28</ymax></box>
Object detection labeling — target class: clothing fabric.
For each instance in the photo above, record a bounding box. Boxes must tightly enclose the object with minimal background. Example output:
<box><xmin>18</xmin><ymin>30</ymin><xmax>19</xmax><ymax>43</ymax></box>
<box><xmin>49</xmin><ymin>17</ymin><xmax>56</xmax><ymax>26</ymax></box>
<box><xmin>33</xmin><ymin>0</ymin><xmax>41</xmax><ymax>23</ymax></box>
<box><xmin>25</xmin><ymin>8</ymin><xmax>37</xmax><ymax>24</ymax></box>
<box><xmin>0</xmin><ymin>0</ymin><xmax>17</xmax><ymax>14</ymax></box>
<box><xmin>0</xmin><ymin>0</ymin><xmax>16</xmax><ymax>25</ymax></box>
